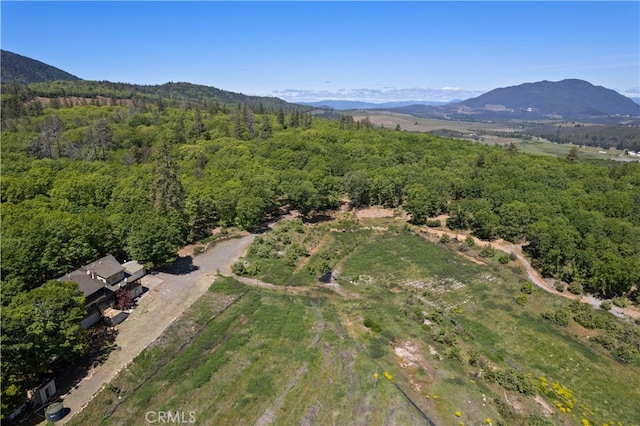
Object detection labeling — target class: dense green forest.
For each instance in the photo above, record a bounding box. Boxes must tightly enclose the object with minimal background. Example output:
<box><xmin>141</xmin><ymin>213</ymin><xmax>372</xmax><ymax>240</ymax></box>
<box><xmin>2</xmin><ymin>83</ymin><xmax>640</xmax><ymax>296</ymax></box>
<box><xmin>521</xmin><ymin>123</ymin><xmax>640</xmax><ymax>151</ymax></box>
<box><xmin>2</xmin><ymin>82</ymin><xmax>640</xmax><ymax>413</ymax></box>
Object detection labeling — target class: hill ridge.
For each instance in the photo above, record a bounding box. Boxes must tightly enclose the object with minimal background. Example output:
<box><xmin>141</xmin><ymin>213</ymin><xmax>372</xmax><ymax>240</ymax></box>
<box><xmin>1</xmin><ymin>50</ymin><xmax>80</xmax><ymax>84</ymax></box>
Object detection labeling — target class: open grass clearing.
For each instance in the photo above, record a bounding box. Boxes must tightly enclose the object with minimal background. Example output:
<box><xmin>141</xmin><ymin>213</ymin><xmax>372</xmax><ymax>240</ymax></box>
<box><xmin>71</xmin><ymin>222</ymin><xmax>640</xmax><ymax>426</ymax></box>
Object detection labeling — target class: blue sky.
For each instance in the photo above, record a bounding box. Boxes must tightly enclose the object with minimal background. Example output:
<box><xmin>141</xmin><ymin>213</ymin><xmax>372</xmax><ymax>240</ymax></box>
<box><xmin>2</xmin><ymin>1</ymin><xmax>639</xmax><ymax>102</ymax></box>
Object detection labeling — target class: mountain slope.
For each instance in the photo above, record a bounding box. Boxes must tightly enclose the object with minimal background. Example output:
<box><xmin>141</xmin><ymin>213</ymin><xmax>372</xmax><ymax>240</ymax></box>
<box><xmin>2</xmin><ymin>51</ymin><xmax>307</xmax><ymax>111</ymax></box>
<box><xmin>461</xmin><ymin>79</ymin><xmax>639</xmax><ymax>116</ymax></box>
<box><xmin>1</xmin><ymin>50</ymin><xmax>80</xmax><ymax>84</ymax></box>
<box><xmin>390</xmin><ymin>79</ymin><xmax>640</xmax><ymax>121</ymax></box>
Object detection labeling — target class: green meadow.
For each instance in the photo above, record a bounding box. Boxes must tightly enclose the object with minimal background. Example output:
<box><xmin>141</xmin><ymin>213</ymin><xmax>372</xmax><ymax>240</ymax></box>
<box><xmin>70</xmin><ymin>218</ymin><xmax>640</xmax><ymax>426</ymax></box>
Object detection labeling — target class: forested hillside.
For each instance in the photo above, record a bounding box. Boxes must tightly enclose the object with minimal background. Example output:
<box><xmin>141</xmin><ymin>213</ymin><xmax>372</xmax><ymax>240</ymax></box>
<box><xmin>2</xmin><ymin>84</ymin><xmax>640</xmax><ymax>412</ymax></box>
<box><xmin>1</xmin><ymin>50</ymin><xmax>80</xmax><ymax>84</ymax></box>
<box><xmin>2</xmin><ymin>87</ymin><xmax>640</xmax><ymax>297</ymax></box>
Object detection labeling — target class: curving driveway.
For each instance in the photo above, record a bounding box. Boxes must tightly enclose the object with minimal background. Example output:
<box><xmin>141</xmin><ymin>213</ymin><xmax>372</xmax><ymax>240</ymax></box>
<box><xmin>58</xmin><ymin>234</ymin><xmax>255</xmax><ymax>424</ymax></box>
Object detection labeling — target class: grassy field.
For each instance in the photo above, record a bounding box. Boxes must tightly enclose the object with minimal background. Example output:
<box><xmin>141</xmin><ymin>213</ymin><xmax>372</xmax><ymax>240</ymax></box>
<box><xmin>353</xmin><ymin>111</ymin><xmax>638</xmax><ymax>163</ymax></box>
<box><xmin>70</xmin><ymin>218</ymin><xmax>640</xmax><ymax>426</ymax></box>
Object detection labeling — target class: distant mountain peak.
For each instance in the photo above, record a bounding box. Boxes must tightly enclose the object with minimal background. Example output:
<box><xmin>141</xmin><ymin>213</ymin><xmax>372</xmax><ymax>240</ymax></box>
<box><xmin>389</xmin><ymin>79</ymin><xmax>639</xmax><ymax>122</ymax></box>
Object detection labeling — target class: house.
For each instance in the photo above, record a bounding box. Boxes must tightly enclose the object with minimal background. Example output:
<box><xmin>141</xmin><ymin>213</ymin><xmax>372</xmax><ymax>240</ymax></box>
<box><xmin>57</xmin><ymin>255</ymin><xmax>146</xmax><ymax>328</ymax></box>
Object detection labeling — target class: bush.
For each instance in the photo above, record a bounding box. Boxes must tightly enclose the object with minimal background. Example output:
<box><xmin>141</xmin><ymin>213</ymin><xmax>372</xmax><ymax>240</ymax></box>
<box><xmin>446</xmin><ymin>346</ymin><xmax>464</xmax><ymax>363</ymax></box>
<box><xmin>465</xmin><ymin>235</ymin><xmax>475</xmax><ymax>247</ymax></box>
<box><xmin>425</xmin><ymin>219</ymin><xmax>441</xmax><ymax>227</ymax></box>
<box><xmin>612</xmin><ymin>297</ymin><xmax>629</xmax><ymax>308</ymax></box>
<box><xmin>484</xmin><ymin>368</ymin><xmax>536</xmax><ymax>395</ymax></box>
<box><xmin>193</xmin><ymin>245</ymin><xmax>204</xmax><ymax>255</ymax></box>
<box><xmin>554</xmin><ymin>281</ymin><xmax>565</xmax><ymax>292</ymax></box>
<box><xmin>601</xmin><ymin>300</ymin><xmax>613</xmax><ymax>311</ymax></box>
<box><xmin>568</xmin><ymin>281</ymin><xmax>583</xmax><ymax>295</ymax></box>
<box><xmin>368</xmin><ymin>337</ymin><xmax>386</xmax><ymax>358</ymax></box>
<box><xmin>479</xmin><ymin>245</ymin><xmax>496</xmax><ymax>258</ymax></box>
<box><xmin>614</xmin><ymin>344</ymin><xmax>638</xmax><ymax>364</ymax></box>
<box><xmin>363</xmin><ymin>317</ymin><xmax>382</xmax><ymax>333</ymax></box>
<box><xmin>440</xmin><ymin>234</ymin><xmax>451</xmax><ymax>244</ymax></box>
<box><xmin>542</xmin><ymin>307</ymin><xmax>570</xmax><ymax>326</ymax></box>
<box><xmin>232</xmin><ymin>261</ymin><xmax>247</xmax><ymax>275</ymax></box>
<box><xmin>515</xmin><ymin>294</ymin><xmax>528</xmax><ymax>306</ymax></box>
<box><xmin>592</xmin><ymin>333</ymin><xmax>616</xmax><ymax>350</ymax></box>
<box><xmin>498</xmin><ymin>254</ymin><xmax>510</xmax><ymax>264</ymax></box>
<box><xmin>520</xmin><ymin>280</ymin><xmax>534</xmax><ymax>294</ymax></box>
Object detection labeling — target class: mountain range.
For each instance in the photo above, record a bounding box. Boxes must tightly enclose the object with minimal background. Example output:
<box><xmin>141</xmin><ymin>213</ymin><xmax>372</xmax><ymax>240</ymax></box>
<box><xmin>298</xmin><ymin>100</ymin><xmax>456</xmax><ymax>111</ymax></box>
<box><xmin>1</xmin><ymin>50</ymin><xmax>638</xmax><ymax>122</ymax></box>
<box><xmin>389</xmin><ymin>79</ymin><xmax>640</xmax><ymax>122</ymax></box>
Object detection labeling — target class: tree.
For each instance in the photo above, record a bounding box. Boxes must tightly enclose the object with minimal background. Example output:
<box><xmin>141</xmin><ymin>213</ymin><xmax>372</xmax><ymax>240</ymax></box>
<box><xmin>149</xmin><ymin>140</ymin><xmax>184</xmax><ymax>213</ymax></box>
<box><xmin>498</xmin><ymin>201</ymin><xmax>531</xmax><ymax>242</ymax></box>
<box><xmin>343</xmin><ymin>170</ymin><xmax>370</xmax><ymax>207</ymax></box>
<box><xmin>126</xmin><ymin>211</ymin><xmax>185</xmax><ymax>267</ymax></box>
<box><xmin>566</xmin><ymin>146</ymin><xmax>580</xmax><ymax>162</ymax></box>
<box><xmin>403</xmin><ymin>183</ymin><xmax>431</xmax><ymax>225</ymax></box>
<box><xmin>260</xmin><ymin>115</ymin><xmax>273</xmax><ymax>139</ymax></box>
<box><xmin>235</xmin><ymin>196</ymin><xmax>265</xmax><ymax>229</ymax></box>
<box><xmin>1</xmin><ymin>281</ymin><xmax>87</xmax><ymax>413</ymax></box>
<box><xmin>193</xmin><ymin>108</ymin><xmax>204</xmax><ymax>140</ymax></box>
<box><xmin>115</xmin><ymin>288</ymin><xmax>134</xmax><ymax>309</ymax></box>
<box><xmin>471</xmin><ymin>209</ymin><xmax>501</xmax><ymax>241</ymax></box>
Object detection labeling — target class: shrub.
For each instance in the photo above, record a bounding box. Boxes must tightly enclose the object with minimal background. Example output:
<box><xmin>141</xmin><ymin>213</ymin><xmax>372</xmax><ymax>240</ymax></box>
<box><xmin>542</xmin><ymin>307</ymin><xmax>570</xmax><ymax>326</ymax></box>
<box><xmin>515</xmin><ymin>294</ymin><xmax>528</xmax><ymax>306</ymax></box>
<box><xmin>612</xmin><ymin>297</ymin><xmax>629</xmax><ymax>308</ymax></box>
<box><xmin>568</xmin><ymin>281</ymin><xmax>583</xmax><ymax>295</ymax></box>
<box><xmin>484</xmin><ymin>368</ymin><xmax>536</xmax><ymax>395</ymax></box>
<box><xmin>479</xmin><ymin>245</ymin><xmax>495</xmax><ymax>258</ymax></box>
<box><xmin>520</xmin><ymin>280</ymin><xmax>534</xmax><ymax>294</ymax></box>
<box><xmin>368</xmin><ymin>337</ymin><xmax>386</xmax><ymax>358</ymax></box>
<box><xmin>447</xmin><ymin>346</ymin><xmax>464</xmax><ymax>363</ymax></box>
<box><xmin>363</xmin><ymin>317</ymin><xmax>382</xmax><ymax>333</ymax></box>
<box><xmin>232</xmin><ymin>261</ymin><xmax>247</xmax><ymax>275</ymax></box>
<box><xmin>554</xmin><ymin>281</ymin><xmax>565</xmax><ymax>292</ymax></box>
<box><xmin>509</xmin><ymin>251</ymin><xmax>517</xmax><ymax>261</ymax></box>
<box><xmin>614</xmin><ymin>343</ymin><xmax>638</xmax><ymax>364</ymax></box>
<box><xmin>601</xmin><ymin>300</ymin><xmax>613</xmax><ymax>311</ymax></box>
<box><xmin>498</xmin><ymin>254</ymin><xmax>510</xmax><ymax>264</ymax></box>
<box><xmin>465</xmin><ymin>235</ymin><xmax>475</xmax><ymax>247</ymax></box>
<box><xmin>425</xmin><ymin>219</ymin><xmax>441</xmax><ymax>228</ymax></box>
<box><xmin>440</xmin><ymin>234</ymin><xmax>451</xmax><ymax>244</ymax></box>
<box><xmin>592</xmin><ymin>333</ymin><xmax>616</xmax><ymax>350</ymax></box>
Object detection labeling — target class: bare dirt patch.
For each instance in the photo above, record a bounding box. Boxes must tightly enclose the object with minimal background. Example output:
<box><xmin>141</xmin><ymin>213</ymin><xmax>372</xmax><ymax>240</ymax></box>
<box><xmin>534</xmin><ymin>394</ymin><xmax>555</xmax><ymax>416</ymax></box>
<box><xmin>355</xmin><ymin>206</ymin><xmax>397</xmax><ymax>219</ymax></box>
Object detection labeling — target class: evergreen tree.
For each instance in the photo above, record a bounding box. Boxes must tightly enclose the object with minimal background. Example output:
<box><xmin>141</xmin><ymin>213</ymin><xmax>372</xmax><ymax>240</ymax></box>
<box><xmin>149</xmin><ymin>140</ymin><xmax>184</xmax><ymax>213</ymax></box>
<box><xmin>260</xmin><ymin>115</ymin><xmax>273</xmax><ymax>139</ymax></box>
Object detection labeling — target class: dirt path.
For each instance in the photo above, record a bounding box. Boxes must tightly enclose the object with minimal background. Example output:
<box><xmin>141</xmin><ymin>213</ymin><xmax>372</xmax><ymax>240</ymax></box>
<box><xmin>58</xmin><ymin>235</ymin><xmax>256</xmax><ymax>424</ymax></box>
<box><xmin>422</xmin><ymin>227</ymin><xmax>640</xmax><ymax>320</ymax></box>
<box><xmin>232</xmin><ymin>275</ymin><xmax>361</xmax><ymax>299</ymax></box>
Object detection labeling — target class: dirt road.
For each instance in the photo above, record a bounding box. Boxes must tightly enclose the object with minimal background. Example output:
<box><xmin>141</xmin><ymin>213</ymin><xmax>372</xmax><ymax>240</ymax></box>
<box><xmin>422</xmin><ymin>227</ymin><xmax>640</xmax><ymax>320</ymax></box>
<box><xmin>58</xmin><ymin>234</ymin><xmax>255</xmax><ymax>424</ymax></box>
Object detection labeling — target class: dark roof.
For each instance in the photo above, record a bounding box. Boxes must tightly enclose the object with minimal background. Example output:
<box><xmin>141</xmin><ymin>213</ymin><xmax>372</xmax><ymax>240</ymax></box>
<box><xmin>83</xmin><ymin>255</ymin><xmax>124</xmax><ymax>280</ymax></box>
<box><xmin>57</xmin><ymin>270</ymin><xmax>104</xmax><ymax>298</ymax></box>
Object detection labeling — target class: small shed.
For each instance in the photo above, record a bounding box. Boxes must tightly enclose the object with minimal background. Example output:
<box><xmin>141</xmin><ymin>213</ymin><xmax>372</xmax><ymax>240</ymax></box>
<box><xmin>27</xmin><ymin>377</ymin><xmax>56</xmax><ymax>405</ymax></box>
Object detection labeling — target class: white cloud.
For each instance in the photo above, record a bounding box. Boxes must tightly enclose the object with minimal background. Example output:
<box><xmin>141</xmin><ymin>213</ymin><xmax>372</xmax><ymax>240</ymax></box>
<box><xmin>270</xmin><ymin>87</ymin><xmax>485</xmax><ymax>103</ymax></box>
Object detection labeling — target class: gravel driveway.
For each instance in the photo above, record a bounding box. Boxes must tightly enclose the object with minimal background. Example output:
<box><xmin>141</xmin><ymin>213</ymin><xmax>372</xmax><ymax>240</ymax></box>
<box><xmin>58</xmin><ymin>234</ymin><xmax>255</xmax><ymax>424</ymax></box>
